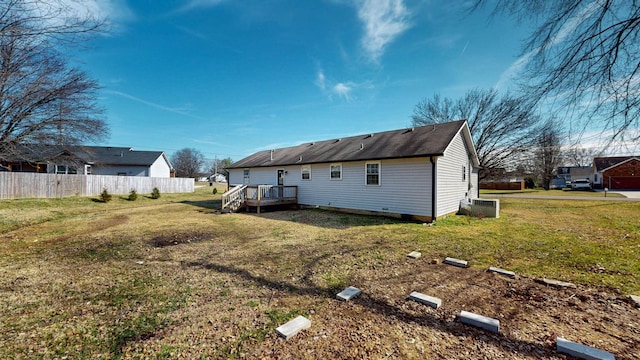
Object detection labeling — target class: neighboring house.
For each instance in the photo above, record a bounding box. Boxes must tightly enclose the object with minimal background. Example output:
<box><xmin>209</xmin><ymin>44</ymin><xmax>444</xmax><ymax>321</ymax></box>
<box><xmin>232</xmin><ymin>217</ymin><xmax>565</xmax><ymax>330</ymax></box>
<box><xmin>592</xmin><ymin>156</ymin><xmax>640</xmax><ymax>190</ymax></box>
<box><xmin>210</xmin><ymin>173</ymin><xmax>227</xmax><ymax>183</ymax></box>
<box><xmin>227</xmin><ymin>120</ymin><xmax>480</xmax><ymax>222</ymax></box>
<box><xmin>1</xmin><ymin>145</ymin><xmax>173</xmax><ymax>177</ymax></box>
<box><xmin>556</xmin><ymin>166</ymin><xmax>593</xmax><ymax>185</ymax></box>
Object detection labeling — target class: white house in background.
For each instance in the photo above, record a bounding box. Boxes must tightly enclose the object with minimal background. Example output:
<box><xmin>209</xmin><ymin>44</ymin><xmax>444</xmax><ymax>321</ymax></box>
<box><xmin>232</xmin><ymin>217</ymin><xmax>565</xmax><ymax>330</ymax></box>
<box><xmin>2</xmin><ymin>145</ymin><xmax>173</xmax><ymax>177</ymax></box>
<box><xmin>227</xmin><ymin>120</ymin><xmax>480</xmax><ymax>222</ymax></box>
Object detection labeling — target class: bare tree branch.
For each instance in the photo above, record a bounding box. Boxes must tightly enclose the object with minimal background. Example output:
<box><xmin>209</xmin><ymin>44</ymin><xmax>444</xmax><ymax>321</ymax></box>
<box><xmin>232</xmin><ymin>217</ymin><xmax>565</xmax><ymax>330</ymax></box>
<box><xmin>474</xmin><ymin>0</ymin><xmax>640</xmax><ymax>143</ymax></box>
<box><xmin>0</xmin><ymin>0</ymin><xmax>107</xmax><ymax>163</ymax></box>
<box><xmin>411</xmin><ymin>88</ymin><xmax>540</xmax><ymax>180</ymax></box>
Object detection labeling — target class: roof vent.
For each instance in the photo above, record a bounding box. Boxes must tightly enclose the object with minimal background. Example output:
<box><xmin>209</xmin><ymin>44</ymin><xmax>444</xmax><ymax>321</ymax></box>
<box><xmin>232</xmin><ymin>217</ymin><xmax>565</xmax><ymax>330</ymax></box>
<box><xmin>129</xmin><ymin>148</ymin><xmax>134</xmax><ymax>151</ymax></box>
<box><xmin>360</xmin><ymin>143</ymin><xmax>364</xmax><ymax>150</ymax></box>
<box><xmin>298</xmin><ymin>155</ymin><xmax>303</xmax><ymax>162</ymax></box>
<box><xmin>270</xmin><ymin>149</ymin><xmax>274</xmax><ymax>161</ymax></box>
<box><xmin>309</xmin><ymin>142</ymin><xmax>315</xmax><ymax>146</ymax></box>
<box><xmin>334</xmin><ymin>138</ymin><xmax>341</xmax><ymax>143</ymax></box>
<box><xmin>365</xmin><ymin>133</ymin><xmax>374</xmax><ymax>139</ymax></box>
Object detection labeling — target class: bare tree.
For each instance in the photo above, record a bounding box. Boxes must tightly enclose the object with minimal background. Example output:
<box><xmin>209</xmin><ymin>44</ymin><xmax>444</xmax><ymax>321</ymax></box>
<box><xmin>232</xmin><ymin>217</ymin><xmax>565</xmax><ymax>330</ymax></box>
<box><xmin>412</xmin><ymin>88</ymin><xmax>540</xmax><ymax>180</ymax></box>
<box><xmin>563</xmin><ymin>146</ymin><xmax>599</xmax><ymax>167</ymax></box>
<box><xmin>473</xmin><ymin>0</ymin><xmax>640</xmax><ymax>143</ymax></box>
<box><xmin>0</xmin><ymin>0</ymin><xmax>107</xmax><ymax>164</ymax></box>
<box><xmin>207</xmin><ymin>157</ymin><xmax>233</xmax><ymax>178</ymax></box>
<box><xmin>533</xmin><ymin>119</ymin><xmax>564</xmax><ymax>190</ymax></box>
<box><xmin>172</xmin><ymin>148</ymin><xmax>205</xmax><ymax>179</ymax></box>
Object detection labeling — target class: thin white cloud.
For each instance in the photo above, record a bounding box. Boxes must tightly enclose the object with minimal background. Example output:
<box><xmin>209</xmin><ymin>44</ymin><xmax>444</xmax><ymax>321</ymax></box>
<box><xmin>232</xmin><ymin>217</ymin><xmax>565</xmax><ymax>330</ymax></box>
<box><xmin>105</xmin><ymin>90</ymin><xmax>205</xmax><ymax>120</ymax></box>
<box><xmin>494</xmin><ymin>1</ymin><xmax>600</xmax><ymax>90</ymax></box>
<box><xmin>176</xmin><ymin>25</ymin><xmax>208</xmax><ymax>40</ymax></box>
<box><xmin>313</xmin><ymin>69</ymin><xmax>357</xmax><ymax>101</ymax></box>
<box><xmin>315</xmin><ymin>70</ymin><xmax>326</xmax><ymax>90</ymax></box>
<box><xmin>355</xmin><ymin>0</ymin><xmax>411</xmax><ymax>62</ymax></box>
<box><xmin>333</xmin><ymin>82</ymin><xmax>354</xmax><ymax>100</ymax></box>
<box><xmin>25</xmin><ymin>0</ymin><xmax>134</xmax><ymax>33</ymax></box>
<box><xmin>177</xmin><ymin>0</ymin><xmax>226</xmax><ymax>13</ymax></box>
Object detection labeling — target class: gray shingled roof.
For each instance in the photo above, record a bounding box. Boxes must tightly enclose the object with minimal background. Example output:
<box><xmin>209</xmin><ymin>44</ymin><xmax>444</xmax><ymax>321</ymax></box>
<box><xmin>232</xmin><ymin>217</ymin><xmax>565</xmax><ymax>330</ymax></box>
<box><xmin>229</xmin><ymin>120</ymin><xmax>471</xmax><ymax>168</ymax></box>
<box><xmin>6</xmin><ymin>145</ymin><xmax>168</xmax><ymax>167</ymax></box>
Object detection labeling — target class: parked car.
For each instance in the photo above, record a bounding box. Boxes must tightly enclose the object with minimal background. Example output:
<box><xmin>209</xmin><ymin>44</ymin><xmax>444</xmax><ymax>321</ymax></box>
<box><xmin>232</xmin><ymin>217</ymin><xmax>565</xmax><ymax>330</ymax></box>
<box><xmin>571</xmin><ymin>179</ymin><xmax>592</xmax><ymax>190</ymax></box>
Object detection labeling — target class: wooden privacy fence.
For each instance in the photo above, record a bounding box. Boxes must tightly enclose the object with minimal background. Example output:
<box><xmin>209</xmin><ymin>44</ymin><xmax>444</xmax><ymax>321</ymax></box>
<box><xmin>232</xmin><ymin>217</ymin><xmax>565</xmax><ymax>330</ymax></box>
<box><xmin>480</xmin><ymin>181</ymin><xmax>525</xmax><ymax>191</ymax></box>
<box><xmin>0</xmin><ymin>173</ymin><xmax>194</xmax><ymax>199</ymax></box>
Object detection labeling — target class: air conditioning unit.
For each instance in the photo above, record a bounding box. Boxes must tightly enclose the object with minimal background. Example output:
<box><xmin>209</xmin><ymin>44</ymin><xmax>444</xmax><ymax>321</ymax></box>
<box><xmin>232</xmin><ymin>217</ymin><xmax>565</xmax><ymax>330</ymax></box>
<box><xmin>472</xmin><ymin>199</ymin><xmax>500</xmax><ymax>218</ymax></box>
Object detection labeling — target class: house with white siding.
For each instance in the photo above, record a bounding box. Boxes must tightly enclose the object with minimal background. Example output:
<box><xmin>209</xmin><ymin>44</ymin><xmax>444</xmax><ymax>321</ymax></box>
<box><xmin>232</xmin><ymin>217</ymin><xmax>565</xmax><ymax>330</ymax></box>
<box><xmin>1</xmin><ymin>145</ymin><xmax>173</xmax><ymax>177</ymax></box>
<box><xmin>225</xmin><ymin>120</ymin><xmax>480</xmax><ymax>222</ymax></box>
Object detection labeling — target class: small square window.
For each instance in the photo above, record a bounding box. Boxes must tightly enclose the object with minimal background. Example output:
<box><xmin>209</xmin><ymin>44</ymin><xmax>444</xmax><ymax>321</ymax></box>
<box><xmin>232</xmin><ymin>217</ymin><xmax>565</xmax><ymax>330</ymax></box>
<box><xmin>462</xmin><ymin>165</ymin><xmax>466</xmax><ymax>181</ymax></box>
<box><xmin>330</xmin><ymin>164</ymin><xmax>342</xmax><ymax>180</ymax></box>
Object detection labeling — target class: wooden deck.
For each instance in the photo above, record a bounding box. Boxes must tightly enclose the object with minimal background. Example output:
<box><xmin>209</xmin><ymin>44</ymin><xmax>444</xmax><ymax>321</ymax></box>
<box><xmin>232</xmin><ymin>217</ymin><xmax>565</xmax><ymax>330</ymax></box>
<box><xmin>222</xmin><ymin>185</ymin><xmax>298</xmax><ymax>213</ymax></box>
<box><xmin>246</xmin><ymin>185</ymin><xmax>298</xmax><ymax>213</ymax></box>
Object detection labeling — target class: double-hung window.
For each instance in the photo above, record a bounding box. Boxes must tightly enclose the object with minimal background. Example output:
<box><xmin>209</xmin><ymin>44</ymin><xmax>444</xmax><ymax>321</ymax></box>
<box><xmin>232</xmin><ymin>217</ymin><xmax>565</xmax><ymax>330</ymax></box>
<box><xmin>366</xmin><ymin>162</ymin><xmax>380</xmax><ymax>185</ymax></box>
<box><xmin>301</xmin><ymin>165</ymin><xmax>311</xmax><ymax>180</ymax></box>
<box><xmin>330</xmin><ymin>164</ymin><xmax>342</xmax><ymax>180</ymax></box>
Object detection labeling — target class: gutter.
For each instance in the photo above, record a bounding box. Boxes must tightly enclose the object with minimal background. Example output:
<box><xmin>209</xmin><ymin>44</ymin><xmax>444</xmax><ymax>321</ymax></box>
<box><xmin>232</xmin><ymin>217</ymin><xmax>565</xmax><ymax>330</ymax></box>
<box><xmin>430</xmin><ymin>156</ymin><xmax>436</xmax><ymax>221</ymax></box>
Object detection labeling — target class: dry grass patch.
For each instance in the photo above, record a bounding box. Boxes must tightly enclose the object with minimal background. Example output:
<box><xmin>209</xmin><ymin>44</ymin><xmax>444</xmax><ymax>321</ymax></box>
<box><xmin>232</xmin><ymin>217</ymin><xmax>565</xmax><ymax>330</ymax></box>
<box><xmin>0</xmin><ymin>191</ymin><xmax>639</xmax><ymax>359</ymax></box>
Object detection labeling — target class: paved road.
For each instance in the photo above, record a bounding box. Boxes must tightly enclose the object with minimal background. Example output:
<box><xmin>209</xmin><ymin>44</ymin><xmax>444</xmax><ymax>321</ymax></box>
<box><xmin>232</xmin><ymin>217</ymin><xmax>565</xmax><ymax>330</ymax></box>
<box><xmin>481</xmin><ymin>191</ymin><xmax>640</xmax><ymax>201</ymax></box>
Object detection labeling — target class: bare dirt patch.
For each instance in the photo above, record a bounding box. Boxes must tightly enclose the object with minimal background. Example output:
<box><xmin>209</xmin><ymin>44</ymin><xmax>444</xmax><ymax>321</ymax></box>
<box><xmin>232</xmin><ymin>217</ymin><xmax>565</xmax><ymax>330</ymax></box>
<box><xmin>149</xmin><ymin>231</ymin><xmax>212</xmax><ymax>247</ymax></box>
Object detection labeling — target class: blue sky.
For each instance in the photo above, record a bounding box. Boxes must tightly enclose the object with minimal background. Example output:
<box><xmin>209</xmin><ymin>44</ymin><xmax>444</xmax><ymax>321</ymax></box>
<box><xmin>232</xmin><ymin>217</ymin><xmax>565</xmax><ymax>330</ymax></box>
<box><xmin>74</xmin><ymin>0</ymin><xmax>532</xmax><ymax>162</ymax></box>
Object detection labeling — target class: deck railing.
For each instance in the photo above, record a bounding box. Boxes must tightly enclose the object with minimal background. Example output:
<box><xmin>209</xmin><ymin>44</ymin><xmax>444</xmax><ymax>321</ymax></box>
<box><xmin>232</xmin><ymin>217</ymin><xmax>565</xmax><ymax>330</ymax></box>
<box><xmin>221</xmin><ymin>185</ymin><xmax>297</xmax><ymax>213</ymax></box>
<box><xmin>221</xmin><ymin>184</ymin><xmax>247</xmax><ymax>211</ymax></box>
<box><xmin>246</xmin><ymin>185</ymin><xmax>297</xmax><ymax>201</ymax></box>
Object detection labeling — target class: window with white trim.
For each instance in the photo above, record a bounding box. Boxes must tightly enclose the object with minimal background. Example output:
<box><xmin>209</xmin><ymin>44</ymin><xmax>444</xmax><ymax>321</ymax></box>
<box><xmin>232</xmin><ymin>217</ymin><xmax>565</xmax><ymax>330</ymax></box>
<box><xmin>243</xmin><ymin>169</ymin><xmax>250</xmax><ymax>184</ymax></box>
<box><xmin>301</xmin><ymin>165</ymin><xmax>311</xmax><ymax>180</ymax></box>
<box><xmin>330</xmin><ymin>164</ymin><xmax>342</xmax><ymax>180</ymax></box>
<box><xmin>366</xmin><ymin>162</ymin><xmax>380</xmax><ymax>185</ymax></box>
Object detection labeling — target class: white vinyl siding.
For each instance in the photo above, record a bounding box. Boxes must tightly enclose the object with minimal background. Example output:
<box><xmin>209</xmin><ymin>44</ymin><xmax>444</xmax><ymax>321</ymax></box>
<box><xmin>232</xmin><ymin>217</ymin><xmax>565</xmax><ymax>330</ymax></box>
<box><xmin>233</xmin><ymin>159</ymin><xmax>431</xmax><ymax>217</ymax></box>
<box><xmin>149</xmin><ymin>154</ymin><xmax>171</xmax><ymax>177</ymax></box>
<box><xmin>437</xmin><ymin>131</ymin><xmax>473</xmax><ymax>217</ymax></box>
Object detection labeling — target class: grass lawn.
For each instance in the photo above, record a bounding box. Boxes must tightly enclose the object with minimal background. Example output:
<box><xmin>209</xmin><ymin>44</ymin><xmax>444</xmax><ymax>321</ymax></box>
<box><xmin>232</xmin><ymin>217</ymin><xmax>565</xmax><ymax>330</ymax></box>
<box><xmin>481</xmin><ymin>188</ymin><xmax>626</xmax><ymax>197</ymax></box>
<box><xmin>1</xmin><ymin>186</ymin><xmax>638</xmax><ymax>359</ymax></box>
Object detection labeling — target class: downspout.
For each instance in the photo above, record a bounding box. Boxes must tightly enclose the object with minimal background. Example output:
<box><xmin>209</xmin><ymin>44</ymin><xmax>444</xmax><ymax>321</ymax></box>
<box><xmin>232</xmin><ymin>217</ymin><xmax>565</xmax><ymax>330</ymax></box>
<box><xmin>430</xmin><ymin>156</ymin><xmax>436</xmax><ymax>222</ymax></box>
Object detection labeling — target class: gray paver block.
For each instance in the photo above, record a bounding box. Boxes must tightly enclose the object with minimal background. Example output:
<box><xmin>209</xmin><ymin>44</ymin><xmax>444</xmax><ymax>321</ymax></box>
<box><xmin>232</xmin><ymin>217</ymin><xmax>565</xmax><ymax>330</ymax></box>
<box><xmin>541</xmin><ymin>278</ymin><xmax>577</xmax><ymax>289</ymax></box>
<box><xmin>444</xmin><ymin>257</ymin><xmax>468</xmax><ymax>268</ymax></box>
<box><xmin>556</xmin><ymin>337</ymin><xmax>615</xmax><ymax>360</ymax></box>
<box><xmin>488</xmin><ymin>266</ymin><xmax>516</xmax><ymax>278</ymax></box>
<box><xmin>459</xmin><ymin>310</ymin><xmax>499</xmax><ymax>333</ymax></box>
<box><xmin>407</xmin><ymin>251</ymin><xmax>422</xmax><ymax>259</ymax></box>
<box><xmin>275</xmin><ymin>316</ymin><xmax>311</xmax><ymax>339</ymax></box>
<box><xmin>336</xmin><ymin>286</ymin><xmax>361</xmax><ymax>301</ymax></box>
<box><xmin>408</xmin><ymin>291</ymin><xmax>442</xmax><ymax>309</ymax></box>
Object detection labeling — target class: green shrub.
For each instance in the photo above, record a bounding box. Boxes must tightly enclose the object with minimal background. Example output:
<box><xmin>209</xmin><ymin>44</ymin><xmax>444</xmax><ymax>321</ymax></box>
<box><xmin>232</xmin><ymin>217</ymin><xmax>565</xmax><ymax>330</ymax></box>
<box><xmin>128</xmin><ymin>189</ymin><xmax>138</xmax><ymax>201</ymax></box>
<box><xmin>100</xmin><ymin>188</ymin><xmax>112</xmax><ymax>203</ymax></box>
<box><xmin>151</xmin><ymin>187</ymin><xmax>161</xmax><ymax>199</ymax></box>
<box><xmin>212</xmin><ymin>188</ymin><xmax>218</xmax><ymax>195</ymax></box>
